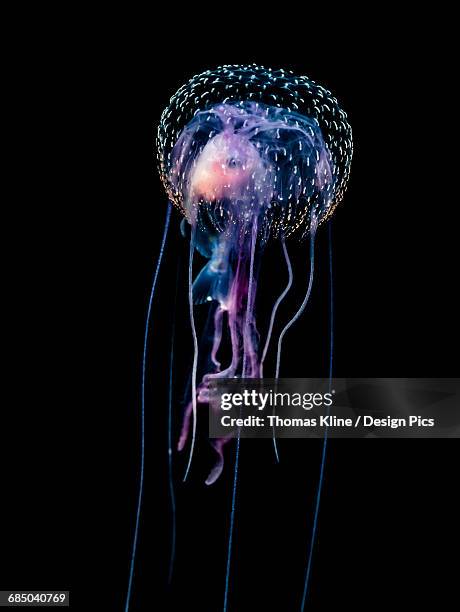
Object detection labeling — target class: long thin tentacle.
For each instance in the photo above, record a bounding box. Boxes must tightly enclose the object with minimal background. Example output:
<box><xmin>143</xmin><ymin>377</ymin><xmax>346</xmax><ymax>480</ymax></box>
<box><xmin>223</xmin><ymin>436</ymin><xmax>240</xmax><ymax>612</ymax></box>
<box><xmin>211</xmin><ymin>306</ymin><xmax>224</xmax><ymax>369</ymax></box>
<box><xmin>275</xmin><ymin>218</ymin><xmax>318</xmax><ymax>380</ymax></box>
<box><xmin>167</xmin><ymin>259</ymin><xmax>180</xmax><ymax>585</ymax></box>
<box><xmin>300</xmin><ymin>222</ymin><xmax>334</xmax><ymax>611</ymax></box>
<box><xmin>260</xmin><ymin>237</ymin><xmax>293</xmax><ymax>378</ymax></box>
<box><xmin>263</xmin><ymin>237</ymin><xmax>293</xmax><ymax>461</ymax></box>
<box><xmin>242</xmin><ymin>220</ymin><xmax>258</xmax><ymax>377</ymax></box>
<box><xmin>223</xmin><ymin>220</ymin><xmax>258</xmax><ymax>612</ymax></box>
<box><xmin>125</xmin><ymin>202</ymin><xmax>172</xmax><ymax>612</ymax></box>
<box><xmin>183</xmin><ymin>223</ymin><xmax>198</xmax><ymax>481</ymax></box>
<box><xmin>271</xmin><ymin>219</ymin><xmax>317</xmax><ymax>462</ymax></box>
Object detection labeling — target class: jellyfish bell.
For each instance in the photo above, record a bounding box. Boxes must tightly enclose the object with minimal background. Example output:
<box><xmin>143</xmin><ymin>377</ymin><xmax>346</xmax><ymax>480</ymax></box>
<box><xmin>157</xmin><ymin>66</ymin><xmax>352</xmax><ymax>483</ymax></box>
<box><xmin>159</xmin><ymin>69</ymin><xmax>352</xmax><ymax>237</ymax></box>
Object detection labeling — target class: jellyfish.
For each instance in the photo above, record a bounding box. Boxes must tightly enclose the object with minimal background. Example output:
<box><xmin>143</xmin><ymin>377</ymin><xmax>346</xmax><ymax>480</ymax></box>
<box><xmin>125</xmin><ymin>65</ymin><xmax>352</xmax><ymax>612</ymax></box>
<box><xmin>157</xmin><ymin>67</ymin><xmax>352</xmax><ymax>484</ymax></box>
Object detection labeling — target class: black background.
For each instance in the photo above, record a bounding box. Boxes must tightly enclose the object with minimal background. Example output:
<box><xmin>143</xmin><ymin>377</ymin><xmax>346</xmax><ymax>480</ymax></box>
<box><xmin>2</xmin><ymin>21</ymin><xmax>458</xmax><ymax>612</ymax></box>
